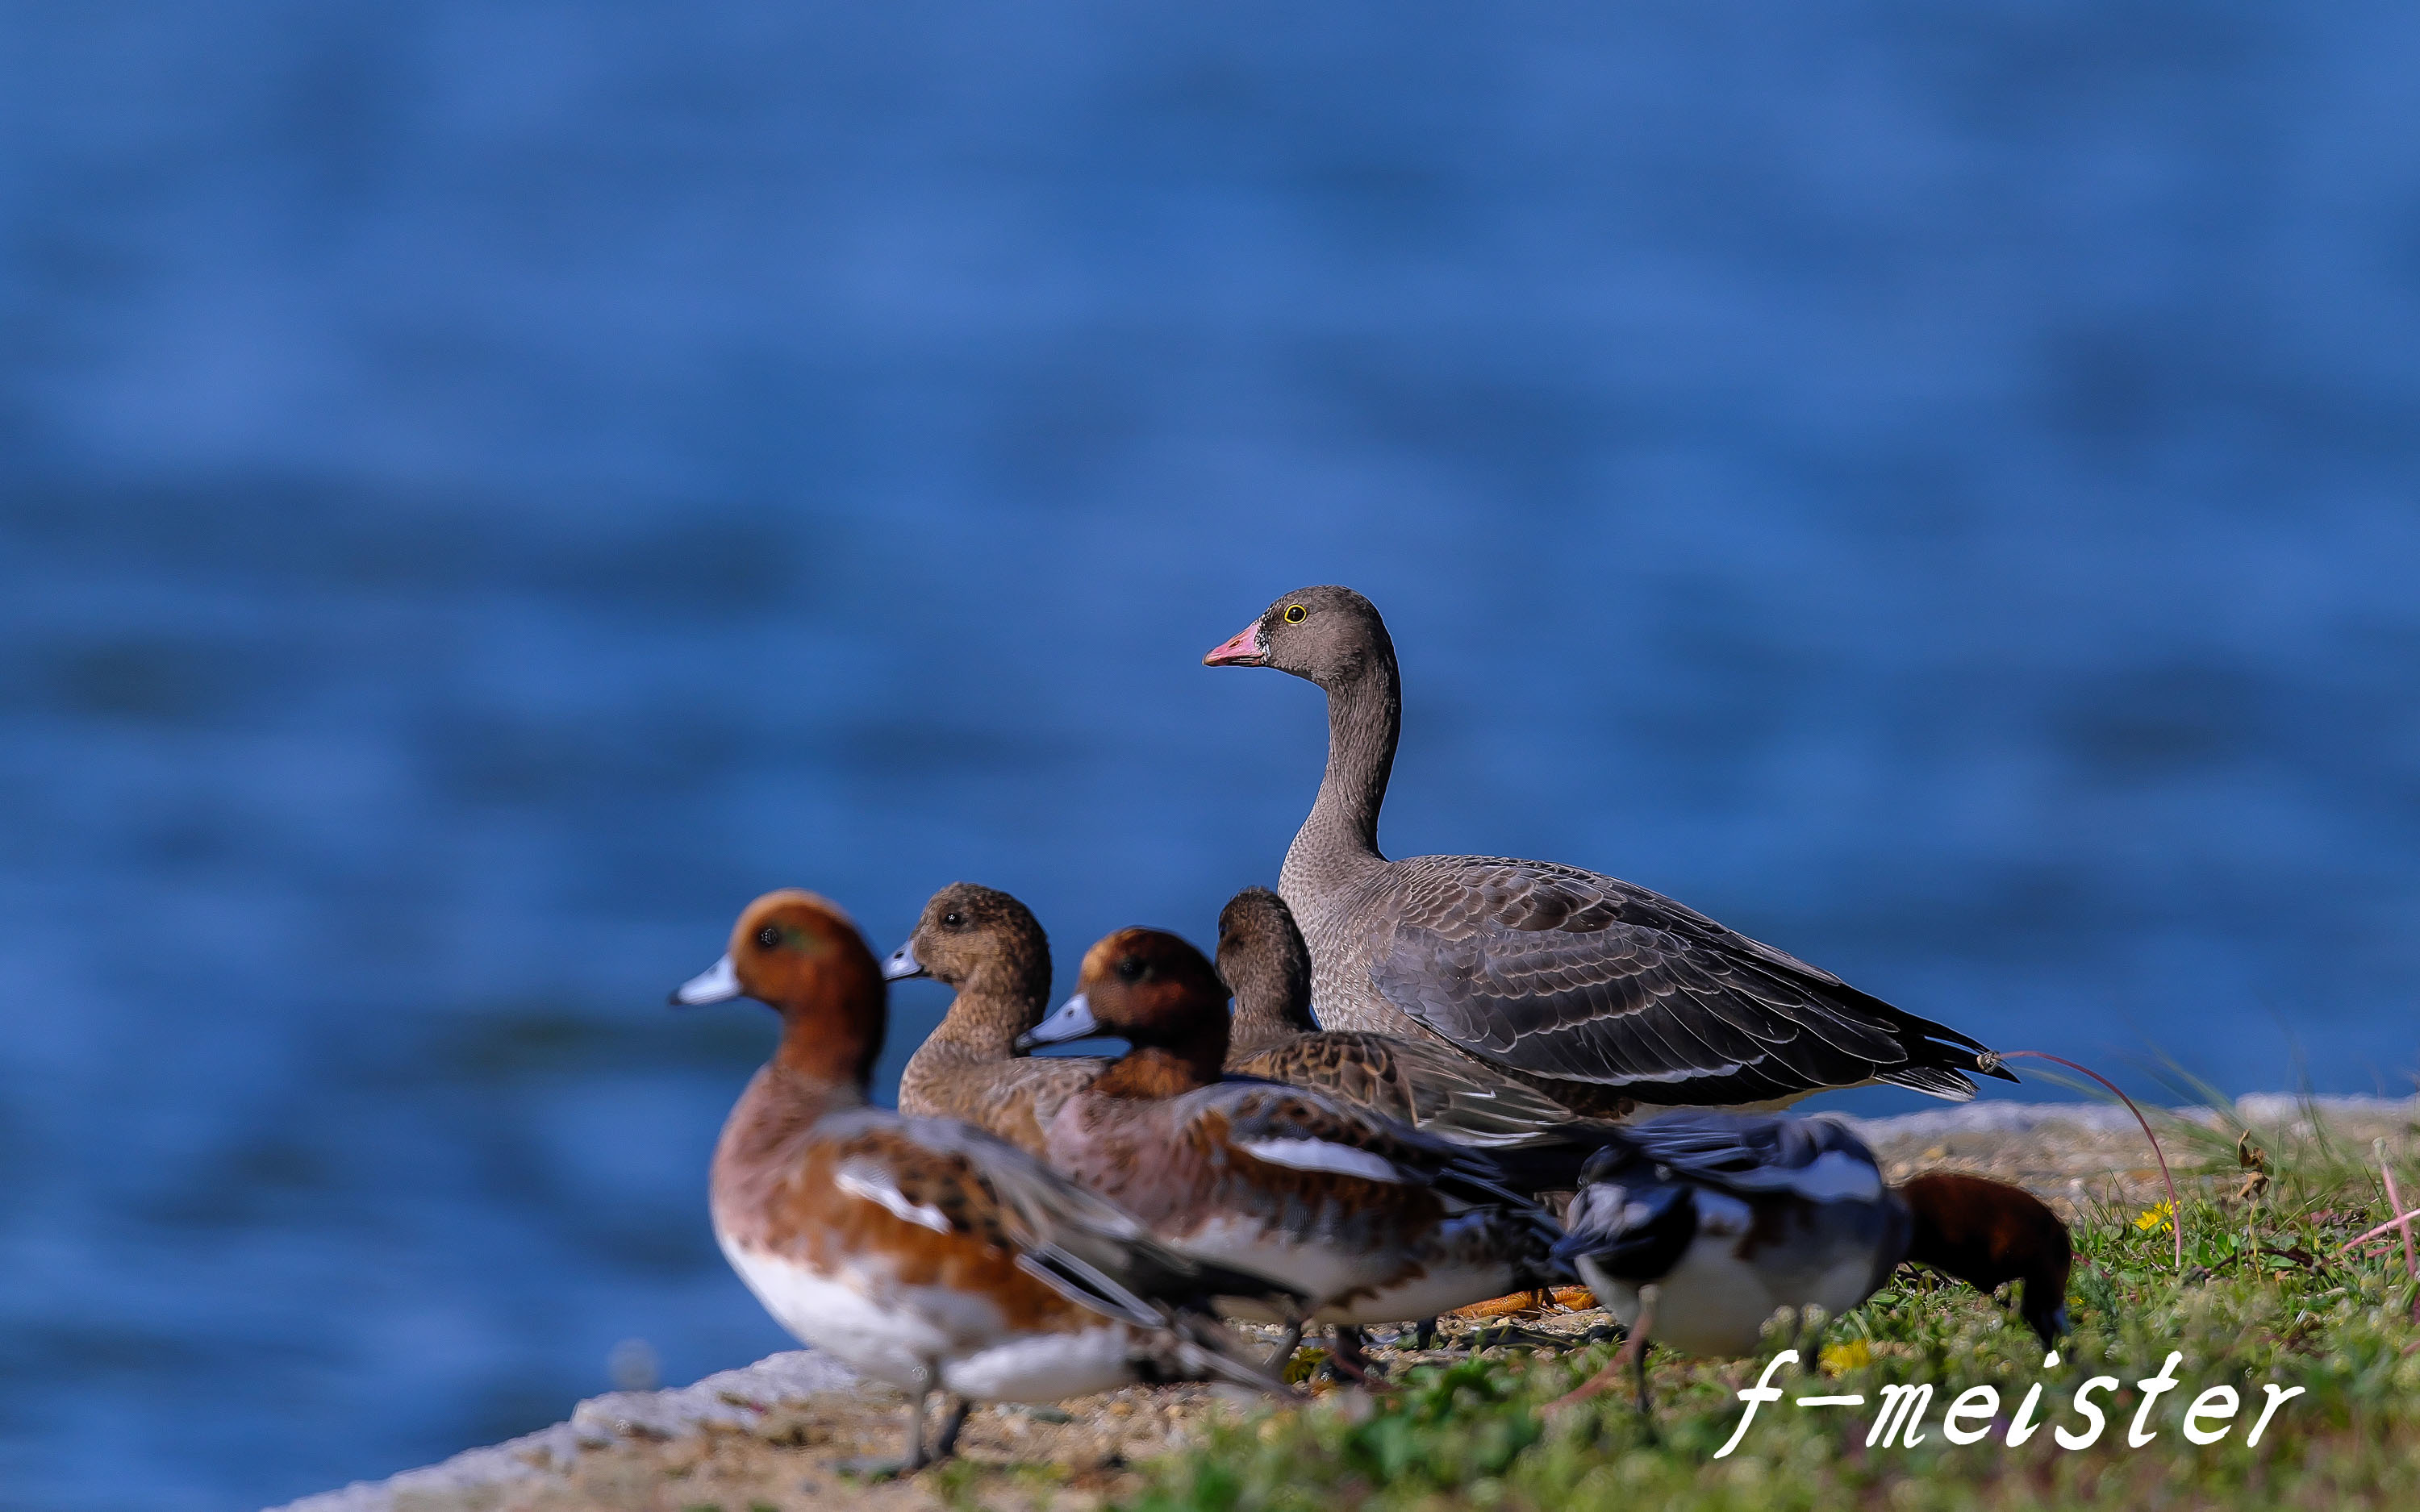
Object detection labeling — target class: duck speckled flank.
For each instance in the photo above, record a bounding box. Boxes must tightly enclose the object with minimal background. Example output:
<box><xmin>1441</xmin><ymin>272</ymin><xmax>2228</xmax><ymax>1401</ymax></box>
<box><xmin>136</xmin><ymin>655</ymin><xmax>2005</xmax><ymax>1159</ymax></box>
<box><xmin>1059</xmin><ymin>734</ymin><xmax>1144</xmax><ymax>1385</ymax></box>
<box><xmin>886</xmin><ymin>883</ymin><xmax>1109</xmax><ymax>1157</ymax></box>
<box><xmin>1204</xmin><ymin>586</ymin><xmax>2015</xmax><ymax>1112</ymax></box>
<box><xmin>677</xmin><ymin>890</ymin><xmax>1299</xmax><ymax>1473</ymax></box>
<box><xmin>1018</xmin><ymin>927</ymin><xmax>1569</xmax><ymax>1346</ymax></box>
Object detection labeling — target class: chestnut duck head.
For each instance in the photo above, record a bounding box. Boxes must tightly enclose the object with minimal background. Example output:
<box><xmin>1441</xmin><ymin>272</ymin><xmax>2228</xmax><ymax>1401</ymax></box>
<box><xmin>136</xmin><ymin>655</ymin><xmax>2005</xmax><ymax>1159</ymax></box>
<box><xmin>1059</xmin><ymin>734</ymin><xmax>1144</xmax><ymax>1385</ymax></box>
<box><xmin>673</xmin><ymin>889</ymin><xmax>887</xmax><ymax>1089</ymax></box>
<box><xmin>1020</xmin><ymin>927</ymin><xmax>1228</xmax><ymax>1056</ymax></box>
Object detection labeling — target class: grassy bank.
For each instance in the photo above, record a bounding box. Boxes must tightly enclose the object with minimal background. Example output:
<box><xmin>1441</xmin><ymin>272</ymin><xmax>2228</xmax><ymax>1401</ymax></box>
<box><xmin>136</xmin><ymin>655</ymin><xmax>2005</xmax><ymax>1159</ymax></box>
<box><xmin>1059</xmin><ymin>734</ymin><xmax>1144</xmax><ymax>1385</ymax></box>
<box><xmin>1121</xmin><ymin>1112</ymin><xmax>2420</xmax><ymax>1512</ymax></box>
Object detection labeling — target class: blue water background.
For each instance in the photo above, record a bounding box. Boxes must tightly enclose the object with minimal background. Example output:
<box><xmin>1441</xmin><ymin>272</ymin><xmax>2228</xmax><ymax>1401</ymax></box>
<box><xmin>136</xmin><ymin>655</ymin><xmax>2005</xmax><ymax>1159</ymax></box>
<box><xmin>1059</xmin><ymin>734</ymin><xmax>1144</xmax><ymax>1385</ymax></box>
<box><xmin>4</xmin><ymin>5</ymin><xmax>2418</xmax><ymax>1507</ymax></box>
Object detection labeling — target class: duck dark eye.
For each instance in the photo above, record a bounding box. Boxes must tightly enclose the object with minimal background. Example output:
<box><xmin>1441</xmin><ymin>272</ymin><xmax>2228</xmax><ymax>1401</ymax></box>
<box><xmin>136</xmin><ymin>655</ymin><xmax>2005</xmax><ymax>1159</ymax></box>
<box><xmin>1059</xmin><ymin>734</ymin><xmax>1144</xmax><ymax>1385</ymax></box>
<box><xmin>755</xmin><ymin>925</ymin><xmax>782</xmax><ymax>949</ymax></box>
<box><xmin>942</xmin><ymin>911</ymin><xmax>964</xmax><ymax>928</ymax></box>
<box><xmin>1283</xmin><ymin>604</ymin><xmax>1307</xmax><ymax>623</ymax></box>
<box><xmin>1115</xmin><ymin>956</ymin><xmax>1145</xmax><ymax>982</ymax></box>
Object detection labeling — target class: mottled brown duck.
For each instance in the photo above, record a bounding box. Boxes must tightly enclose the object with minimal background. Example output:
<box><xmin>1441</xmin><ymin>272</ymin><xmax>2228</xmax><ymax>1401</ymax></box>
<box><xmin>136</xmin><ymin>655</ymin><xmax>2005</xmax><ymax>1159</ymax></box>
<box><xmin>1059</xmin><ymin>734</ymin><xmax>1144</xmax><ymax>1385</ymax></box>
<box><xmin>883</xmin><ymin>882</ymin><xmax>1108</xmax><ymax>1158</ymax></box>
<box><xmin>1016</xmin><ymin>926</ymin><xmax>1569</xmax><ymax>1372</ymax></box>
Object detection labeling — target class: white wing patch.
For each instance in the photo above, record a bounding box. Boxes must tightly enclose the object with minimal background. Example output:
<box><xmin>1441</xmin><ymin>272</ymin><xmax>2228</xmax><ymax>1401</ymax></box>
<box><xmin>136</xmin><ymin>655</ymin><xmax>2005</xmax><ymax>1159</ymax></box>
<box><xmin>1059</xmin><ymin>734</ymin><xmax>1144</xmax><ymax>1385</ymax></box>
<box><xmin>1787</xmin><ymin>1150</ymin><xmax>1884</xmax><ymax>1203</ymax></box>
<box><xmin>836</xmin><ymin>1161</ymin><xmax>953</xmax><ymax>1234</ymax></box>
<box><xmin>1237</xmin><ymin>1138</ymin><xmax>1408</xmax><ymax>1183</ymax></box>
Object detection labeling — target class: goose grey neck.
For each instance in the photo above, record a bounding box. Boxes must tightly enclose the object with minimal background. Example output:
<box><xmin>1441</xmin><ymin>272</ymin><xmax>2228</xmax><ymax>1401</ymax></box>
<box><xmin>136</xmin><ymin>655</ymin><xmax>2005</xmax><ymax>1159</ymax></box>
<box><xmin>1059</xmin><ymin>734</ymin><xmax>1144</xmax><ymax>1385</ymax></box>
<box><xmin>1280</xmin><ymin>657</ymin><xmax>1398</xmax><ymax>901</ymax></box>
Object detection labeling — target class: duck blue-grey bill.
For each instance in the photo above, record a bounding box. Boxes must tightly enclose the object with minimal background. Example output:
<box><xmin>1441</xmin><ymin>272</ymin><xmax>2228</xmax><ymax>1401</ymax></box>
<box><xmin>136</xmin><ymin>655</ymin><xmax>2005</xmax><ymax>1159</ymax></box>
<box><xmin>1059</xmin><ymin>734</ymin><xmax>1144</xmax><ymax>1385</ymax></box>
<box><xmin>1015</xmin><ymin>991</ymin><xmax>1099</xmax><ymax>1052</ymax></box>
<box><xmin>881</xmin><ymin>943</ymin><xmax>928</xmax><ymax>981</ymax></box>
<box><xmin>670</xmin><ymin>954</ymin><xmax>741</xmax><ymax>1006</ymax></box>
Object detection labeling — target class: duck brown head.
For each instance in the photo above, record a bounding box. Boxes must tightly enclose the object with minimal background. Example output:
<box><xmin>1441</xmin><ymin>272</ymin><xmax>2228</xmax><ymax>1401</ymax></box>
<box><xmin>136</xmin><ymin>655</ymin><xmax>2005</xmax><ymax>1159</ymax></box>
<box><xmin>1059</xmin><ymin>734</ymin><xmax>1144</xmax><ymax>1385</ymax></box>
<box><xmin>1202</xmin><ymin>585</ymin><xmax>1394</xmax><ymax>690</ymax></box>
<box><xmin>1216</xmin><ymin>886</ymin><xmax>1315</xmax><ymax>1056</ymax></box>
<box><xmin>884</xmin><ymin>882</ymin><xmax>1053</xmax><ymax>1047</ymax></box>
<box><xmin>673</xmin><ymin>889</ymin><xmax>887</xmax><ymax>1089</ymax></box>
<box><xmin>1018</xmin><ymin>927</ymin><xmax>1229</xmax><ymax>1098</ymax></box>
<box><xmin>1897</xmin><ymin>1171</ymin><xmax>2073</xmax><ymax>1347</ymax></box>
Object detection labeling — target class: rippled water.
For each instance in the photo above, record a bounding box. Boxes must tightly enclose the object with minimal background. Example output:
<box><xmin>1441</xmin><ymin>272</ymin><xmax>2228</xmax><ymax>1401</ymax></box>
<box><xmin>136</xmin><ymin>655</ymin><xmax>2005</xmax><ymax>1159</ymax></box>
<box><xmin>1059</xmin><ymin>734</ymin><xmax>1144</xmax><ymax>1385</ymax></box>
<box><xmin>4</xmin><ymin>5</ymin><xmax>2418</xmax><ymax>1507</ymax></box>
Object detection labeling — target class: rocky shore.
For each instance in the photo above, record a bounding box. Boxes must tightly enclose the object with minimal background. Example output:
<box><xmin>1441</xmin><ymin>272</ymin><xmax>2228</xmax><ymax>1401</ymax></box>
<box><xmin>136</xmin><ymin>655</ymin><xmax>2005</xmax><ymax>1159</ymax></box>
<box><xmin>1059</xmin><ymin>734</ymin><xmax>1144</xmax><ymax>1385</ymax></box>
<box><xmin>273</xmin><ymin>1094</ymin><xmax>2420</xmax><ymax>1512</ymax></box>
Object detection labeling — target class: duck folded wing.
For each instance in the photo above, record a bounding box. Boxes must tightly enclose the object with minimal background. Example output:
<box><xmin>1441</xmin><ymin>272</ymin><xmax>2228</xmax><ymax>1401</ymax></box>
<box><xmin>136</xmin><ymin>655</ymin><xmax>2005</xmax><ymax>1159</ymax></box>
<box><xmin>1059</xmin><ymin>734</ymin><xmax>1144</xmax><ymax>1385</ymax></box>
<box><xmin>1608</xmin><ymin>1111</ymin><xmax>1888</xmax><ymax>1203</ymax></box>
<box><xmin>1366</xmin><ymin>856</ymin><xmax>2009</xmax><ymax>1102</ymax></box>
<box><xmin>1182</xmin><ymin>1082</ymin><xmax>1541</xmax><ymax>1212</ymax></box>
<box><xmin>828</xmin><ymin>1113</ymin><xmax>1308</xmax><ymax>1331</ymax></box>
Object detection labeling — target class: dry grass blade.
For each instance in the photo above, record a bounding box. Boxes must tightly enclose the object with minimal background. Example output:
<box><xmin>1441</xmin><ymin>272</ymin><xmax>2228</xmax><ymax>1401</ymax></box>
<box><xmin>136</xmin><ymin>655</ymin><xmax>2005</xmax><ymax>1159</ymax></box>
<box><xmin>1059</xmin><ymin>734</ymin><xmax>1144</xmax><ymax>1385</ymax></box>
<box><xmin>2376</xmin><ymin>1140</ymin><xmax>2417</xmax><ymax>1282</ymax></box>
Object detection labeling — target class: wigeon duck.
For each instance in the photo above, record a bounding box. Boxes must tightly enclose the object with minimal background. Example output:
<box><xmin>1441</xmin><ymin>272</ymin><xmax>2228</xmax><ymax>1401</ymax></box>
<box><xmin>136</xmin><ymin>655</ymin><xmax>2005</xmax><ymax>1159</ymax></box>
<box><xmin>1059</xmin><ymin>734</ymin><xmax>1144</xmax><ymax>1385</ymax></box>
<box><xmin>674</xmin><ymin>889</ymin><xmax>1300</xmax><ymax>1472</ymax></box>
<box><xmin>1204</xmin><ymin>587</ymin><xmax>2015</xmax><ymax>1112</ymax></box>
<box><xmin>1016</xmin><ymin>926</ymin><xmax>1570</xmax><ymax>1372</ymax></box>
<box><xmin>882</xmin><ymin>883</ymin><xmax>1108</xmax><ymax>1158</ymax></box>
<box><xmin>1547</xmin><ymin>1113</ymin><xmax>2072</xmax><ymax>1416</ymax></box>
<box><xmin>1216</xmin><ymin>885</ymin><xmax>1624</xmax><ymax>1193</ymax></box>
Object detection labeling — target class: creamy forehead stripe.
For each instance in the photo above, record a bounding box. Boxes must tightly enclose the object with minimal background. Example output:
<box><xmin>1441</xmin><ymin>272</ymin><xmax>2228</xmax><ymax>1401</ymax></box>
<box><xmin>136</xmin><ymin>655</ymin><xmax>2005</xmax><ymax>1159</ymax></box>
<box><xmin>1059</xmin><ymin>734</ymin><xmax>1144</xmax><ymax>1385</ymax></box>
<box><xmin>1079</xmin><ymin>931</ymin><xmax>1139</xmax><ymax>980</ymax></box>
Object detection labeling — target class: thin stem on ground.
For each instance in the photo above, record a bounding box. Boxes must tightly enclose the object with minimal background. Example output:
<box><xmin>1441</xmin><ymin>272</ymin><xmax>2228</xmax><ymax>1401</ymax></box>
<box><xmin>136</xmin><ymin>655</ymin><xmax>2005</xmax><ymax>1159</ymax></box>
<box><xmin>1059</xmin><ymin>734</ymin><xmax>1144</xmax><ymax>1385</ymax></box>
<box><xmin>2376</xmin><ymin>1143</ymin><xmax>2417</xmax><ymax>1283</ymax></box>
<box><xmin>1987</xmin><ymin>1049</ymin><xmax>2184</xmax><ymax>1269</ymax></box>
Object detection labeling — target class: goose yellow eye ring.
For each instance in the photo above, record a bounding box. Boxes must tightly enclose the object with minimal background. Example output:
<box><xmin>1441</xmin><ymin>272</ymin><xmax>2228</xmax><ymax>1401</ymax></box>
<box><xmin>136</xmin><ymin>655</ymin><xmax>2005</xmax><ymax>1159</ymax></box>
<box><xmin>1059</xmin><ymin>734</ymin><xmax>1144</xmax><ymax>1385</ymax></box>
<box><xmin>1283</xmin><ymin>604</ymin><xmax>1307</xmax><ymax>623</ymax></box>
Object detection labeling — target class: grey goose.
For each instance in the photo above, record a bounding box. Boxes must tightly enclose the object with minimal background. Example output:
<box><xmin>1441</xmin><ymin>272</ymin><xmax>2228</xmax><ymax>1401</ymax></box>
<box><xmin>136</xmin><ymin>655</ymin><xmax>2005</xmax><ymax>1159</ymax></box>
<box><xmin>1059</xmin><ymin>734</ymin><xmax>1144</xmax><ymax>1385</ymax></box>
<box><xmin>1202</xmin><ymin>585</ymin><xmax>2013</xmax><ymax>1114</ymax></box>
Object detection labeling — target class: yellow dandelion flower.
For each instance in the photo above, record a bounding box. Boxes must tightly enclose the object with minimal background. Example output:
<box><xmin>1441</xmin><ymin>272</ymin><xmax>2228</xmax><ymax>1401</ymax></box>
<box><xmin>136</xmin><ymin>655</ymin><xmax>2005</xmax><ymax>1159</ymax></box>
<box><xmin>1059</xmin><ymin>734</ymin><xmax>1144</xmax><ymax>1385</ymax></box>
<box><xmin>1820</xmin><ymin>1339</ymin><xmax>1872</xmax><ymax>1376</ymax></box>
<box><xmin>2134</xmin><ymin>1201</ymin><xmax>2176</xmax><ymax>1235</ymax></box>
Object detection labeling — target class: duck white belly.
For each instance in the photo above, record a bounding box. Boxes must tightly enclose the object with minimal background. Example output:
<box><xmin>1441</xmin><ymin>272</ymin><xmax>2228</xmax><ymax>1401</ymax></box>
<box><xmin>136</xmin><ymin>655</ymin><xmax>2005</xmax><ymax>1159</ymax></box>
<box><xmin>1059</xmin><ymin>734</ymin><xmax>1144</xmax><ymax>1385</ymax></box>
<box><xmin>720</xmin><ymin>1234</ymin><xmax>992</xmax><ymax>1393</ymax></box>
<box><xmin>1582</xmin><ymin>1236</ymin><xmax>1789</xmax><ymax>1357</ymax></box>
<box><xmin>1580</xmin><ymin>1210</ymin><xmax>1887</xmax><ymax>1357</ymax></box>
<box><xmin>941</xmin><ymin>1323</ymin><xmax>1137</xmax><ymax>1402</ymax></box>
<box><xmin>1162</xmin><ymin>1214</ymin><xmax>1389</xmax><ymax>1321</ymax></box>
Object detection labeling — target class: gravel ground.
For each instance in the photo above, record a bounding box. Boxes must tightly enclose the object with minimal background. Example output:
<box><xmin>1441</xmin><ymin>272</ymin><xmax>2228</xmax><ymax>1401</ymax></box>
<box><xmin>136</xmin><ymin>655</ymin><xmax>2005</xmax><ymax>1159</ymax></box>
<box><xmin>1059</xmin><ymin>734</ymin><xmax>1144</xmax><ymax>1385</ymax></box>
<box><xmin>272</xmin><ymin>1095</ymin><xmax>2420</xmax><ymax>1512</ymax></box>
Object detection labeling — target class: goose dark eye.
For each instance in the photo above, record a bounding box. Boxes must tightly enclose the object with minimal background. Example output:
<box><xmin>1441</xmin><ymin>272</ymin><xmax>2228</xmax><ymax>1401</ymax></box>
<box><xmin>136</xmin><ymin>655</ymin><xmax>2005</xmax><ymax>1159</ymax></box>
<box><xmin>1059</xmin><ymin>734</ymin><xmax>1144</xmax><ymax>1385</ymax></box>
<box><xmin>942</xmin><ymin>911</ymin><xmax>964</xmax><ymax>928</ymax></box>
<box><xmin>755</xmin><ymin>925</ymin><xmax>782</xmax><ymax>949</ymax></box>
<box><xmin>1115</xmin><ymin>956</ymin><xmax>1145</xmax><ymax>982</ymax></box>
<box><xmin>1283</xmin><ymin>604</ymin><xmax>1307</xmax><ymax>623</ymax></box>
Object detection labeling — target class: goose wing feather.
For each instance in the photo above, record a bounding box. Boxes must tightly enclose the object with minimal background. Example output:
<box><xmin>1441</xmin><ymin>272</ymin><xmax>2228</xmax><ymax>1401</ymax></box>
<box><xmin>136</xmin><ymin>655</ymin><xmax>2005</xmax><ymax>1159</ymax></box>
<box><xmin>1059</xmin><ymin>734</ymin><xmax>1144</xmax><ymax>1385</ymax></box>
<box><xmin>1366</xmin><ymin>856</ymin><xmax>2009</xmax><ymax>1102</ymax></box>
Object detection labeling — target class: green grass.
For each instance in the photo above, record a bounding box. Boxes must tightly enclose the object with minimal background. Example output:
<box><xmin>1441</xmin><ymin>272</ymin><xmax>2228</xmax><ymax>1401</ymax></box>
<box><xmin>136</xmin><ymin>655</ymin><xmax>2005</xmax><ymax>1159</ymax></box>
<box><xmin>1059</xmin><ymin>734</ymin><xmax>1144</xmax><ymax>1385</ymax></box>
<box><xmin>1119</xmin><ymin>1127</ymin><xmax>2420</xmax><ymax>1511</ymax></box>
